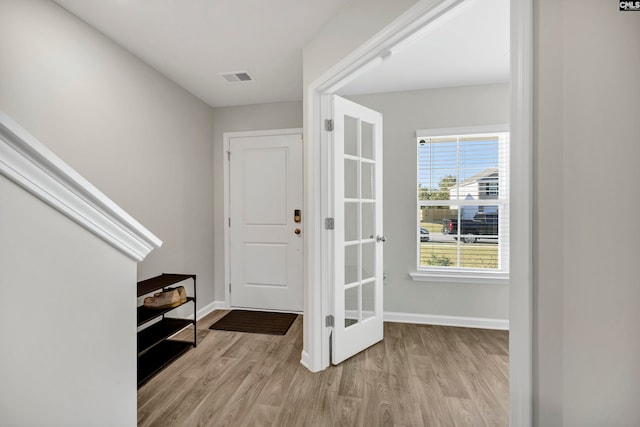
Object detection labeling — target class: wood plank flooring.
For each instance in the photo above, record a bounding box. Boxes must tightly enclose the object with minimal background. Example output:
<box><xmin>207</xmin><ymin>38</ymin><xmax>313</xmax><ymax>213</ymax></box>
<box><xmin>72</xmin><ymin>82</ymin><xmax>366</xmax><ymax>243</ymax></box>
<box><xmin>138</xmin><ymin>311</ymin><xmax>509</xmax><ymax>427</ymax></box>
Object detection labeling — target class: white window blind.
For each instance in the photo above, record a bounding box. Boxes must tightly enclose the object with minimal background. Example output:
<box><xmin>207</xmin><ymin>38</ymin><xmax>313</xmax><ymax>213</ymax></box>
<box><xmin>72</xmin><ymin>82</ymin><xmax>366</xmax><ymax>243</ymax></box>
<box><xmin>416</xmin><ymin>126</ymin><xmax>509</xmax><ymax>273</ymax></box>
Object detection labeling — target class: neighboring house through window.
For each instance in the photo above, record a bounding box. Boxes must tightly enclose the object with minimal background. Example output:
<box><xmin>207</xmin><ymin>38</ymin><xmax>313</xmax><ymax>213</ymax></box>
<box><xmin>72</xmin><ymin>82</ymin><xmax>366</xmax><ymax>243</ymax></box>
<box><xmin>415</xmin><ymin>125</ymin><xmax>509</xmax><ymax>280</ymax></box>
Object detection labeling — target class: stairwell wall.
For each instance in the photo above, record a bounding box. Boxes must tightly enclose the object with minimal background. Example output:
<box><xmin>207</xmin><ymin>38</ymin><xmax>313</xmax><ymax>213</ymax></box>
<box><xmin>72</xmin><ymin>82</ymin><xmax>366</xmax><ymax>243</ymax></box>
<box><xmin>0</xmin><ymin>0</ymin><xmax>216</xmax><ymax>315</ymax></box>
<box><xmin>0</xmin><ymin>1</ymin><xmax>217</xmax><ymax>424</ymax></box>
<box><xmin>0</xmin><ymin>174</ymin><xmax>138</xmax><ymax>426</ymax></box>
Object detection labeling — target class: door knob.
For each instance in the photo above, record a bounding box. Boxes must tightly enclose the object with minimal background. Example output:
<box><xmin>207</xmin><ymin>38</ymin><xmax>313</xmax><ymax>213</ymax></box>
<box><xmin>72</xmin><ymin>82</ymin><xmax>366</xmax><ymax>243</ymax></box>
<box><xmin>376</xmin><ymin>235</ymin><xmax>386</xmax><ymax>242</ymax></box>
<box><xmin>294</xmin><ymin>228</ymin><xmax>301</xmax><ymax>235</ymax></box>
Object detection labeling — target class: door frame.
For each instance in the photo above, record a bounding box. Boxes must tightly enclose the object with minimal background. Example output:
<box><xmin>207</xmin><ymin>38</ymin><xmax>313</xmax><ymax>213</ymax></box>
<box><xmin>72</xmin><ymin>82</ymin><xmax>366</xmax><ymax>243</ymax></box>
<box><xmin>223</xmin><ymin>128</ymin><xmax>304</xmax><ymax>310</ymax></box>
<box><xmin>303</xmin><ymin>0</ymin><xmax>532</xmax><ymax>425</ymax></box>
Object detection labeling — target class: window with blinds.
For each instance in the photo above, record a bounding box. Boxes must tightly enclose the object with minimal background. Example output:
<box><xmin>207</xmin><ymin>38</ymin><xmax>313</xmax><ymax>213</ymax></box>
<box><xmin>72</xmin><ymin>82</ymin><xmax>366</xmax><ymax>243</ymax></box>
<box><xmin>416</xmin><ymin>127</ymin><xmax>509</xmax><ymax>274</ymax></box>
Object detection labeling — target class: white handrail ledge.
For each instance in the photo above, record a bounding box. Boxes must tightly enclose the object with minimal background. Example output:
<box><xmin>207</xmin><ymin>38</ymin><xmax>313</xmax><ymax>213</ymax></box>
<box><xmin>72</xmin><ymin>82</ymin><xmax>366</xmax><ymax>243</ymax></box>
<box><xmin>0</xmin><ymin>112</ymin><xmax>162</xmax><ymax>261</ymax></box>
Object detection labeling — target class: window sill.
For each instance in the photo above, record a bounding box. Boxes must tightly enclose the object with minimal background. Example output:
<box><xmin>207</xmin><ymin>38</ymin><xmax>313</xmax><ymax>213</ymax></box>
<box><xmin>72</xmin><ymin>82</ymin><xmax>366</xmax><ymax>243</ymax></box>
<box><xmin>409</xmin><ymin>270</ymin><xmax>509</xmax><ymax>285</ymax></box>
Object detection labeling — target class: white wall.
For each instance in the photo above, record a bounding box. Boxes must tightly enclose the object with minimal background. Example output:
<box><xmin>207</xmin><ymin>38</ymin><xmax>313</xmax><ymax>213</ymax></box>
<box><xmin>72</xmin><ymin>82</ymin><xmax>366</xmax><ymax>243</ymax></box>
<box><xmin>303</xmin><ymin>0</ymin><xmax>419</xmax><ymax>86</ymax></box>
<box><xmin>0</xmin><ymin>0</ymin><xmax>215</xmax><ymax>313</ymax></box>
<box><xmin>537</xmin><ymin>0</ymin><xmax>640</xmax><ymax>425</ymax></box>
<box><xmin>0</xmin><ymin>176</ymin><xmax>137</xmax><ymax>426</ymax></box>
<box><xmin>346</xmin><ymin>83</ymin><xmax>510</xmax><ymax>320</ymax></box>
<box><xmin>211</xmin><ymin>102</ymin><xmax>303</xmax><ymax>301</ymax></box>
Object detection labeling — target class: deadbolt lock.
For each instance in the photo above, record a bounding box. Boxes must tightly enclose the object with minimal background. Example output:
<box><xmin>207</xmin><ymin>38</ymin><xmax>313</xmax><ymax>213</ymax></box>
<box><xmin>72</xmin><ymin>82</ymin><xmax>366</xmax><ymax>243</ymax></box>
<box><xmin>294</xmin><ymin>228</ymin><xmax>301</xmax><ymax>235</ymax></box>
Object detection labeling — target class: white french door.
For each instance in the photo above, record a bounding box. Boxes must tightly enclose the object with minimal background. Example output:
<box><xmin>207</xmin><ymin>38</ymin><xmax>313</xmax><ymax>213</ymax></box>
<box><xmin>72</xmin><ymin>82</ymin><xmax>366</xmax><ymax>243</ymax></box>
<box><xmin>331</xmin><ymin>95</ymin><xmax>384</xmax><ymax>364</ymax></box>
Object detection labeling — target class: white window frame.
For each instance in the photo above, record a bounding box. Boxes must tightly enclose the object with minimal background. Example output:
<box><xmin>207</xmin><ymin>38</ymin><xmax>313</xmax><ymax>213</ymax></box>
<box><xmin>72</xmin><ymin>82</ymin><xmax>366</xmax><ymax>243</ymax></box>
<box><xmin>411</xmin><ymin>124</ymin><xmax>510</xmax><ymax>284</ymax></box>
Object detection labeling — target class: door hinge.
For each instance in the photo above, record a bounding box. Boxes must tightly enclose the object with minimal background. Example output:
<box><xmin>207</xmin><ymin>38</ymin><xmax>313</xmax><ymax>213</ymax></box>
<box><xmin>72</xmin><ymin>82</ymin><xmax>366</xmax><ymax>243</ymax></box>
<box><xmin>324</xmin><ymin>119</ymin><xmax>334</xmax><ymax>132</ymax></box>
<box><xmin>324</xmin><ymin>217</ymin><xmax>335</xmax><ymax>230</ymax></box>
<box><xmin>227</xmin><ymin>150</ymin><xmax>231</xmax><ymax>160</ymax></box>
<box><xmin>228</xmin><ymin>217</ymin><xmax>231</xmax><ymax>227</ymax></box>
<box><xmin>325</xmin><ymin>314</ymin><xmax>334</xmax><ymax>328</ymax></box>
<box><xmin>229</xmin><ymin>283</ymin><xmax>231</xmax><ymax>294</ymax></box>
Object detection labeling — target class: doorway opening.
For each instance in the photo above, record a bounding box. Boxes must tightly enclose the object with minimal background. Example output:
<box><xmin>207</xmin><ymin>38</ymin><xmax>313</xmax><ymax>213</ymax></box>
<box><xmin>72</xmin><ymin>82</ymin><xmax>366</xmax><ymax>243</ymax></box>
<box><xmin>303</xmin><ymin>0</ymin><xmax>532</xmax><ymax>424</ymax></box>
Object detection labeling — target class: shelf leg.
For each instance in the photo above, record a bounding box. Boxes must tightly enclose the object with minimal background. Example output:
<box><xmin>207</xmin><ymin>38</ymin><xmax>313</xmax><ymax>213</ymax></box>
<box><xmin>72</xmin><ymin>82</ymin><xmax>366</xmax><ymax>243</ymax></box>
<box><xmin>193</xmin><ymin>276</ymin><xmax>197</xmax><ymax>348</ymax></box>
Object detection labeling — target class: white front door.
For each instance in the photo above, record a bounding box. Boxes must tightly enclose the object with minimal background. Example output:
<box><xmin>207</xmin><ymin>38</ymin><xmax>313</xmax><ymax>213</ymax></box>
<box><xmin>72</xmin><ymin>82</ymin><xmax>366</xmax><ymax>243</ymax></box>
<box><xmin>332</xmin><ymin>96</ymin><xmax>384</xmax><ymax>364</ymax></box>
<box><xmin>229</xmin><ymin>132</ymin><xmax>303</xmax><ymax>312</ymax></box>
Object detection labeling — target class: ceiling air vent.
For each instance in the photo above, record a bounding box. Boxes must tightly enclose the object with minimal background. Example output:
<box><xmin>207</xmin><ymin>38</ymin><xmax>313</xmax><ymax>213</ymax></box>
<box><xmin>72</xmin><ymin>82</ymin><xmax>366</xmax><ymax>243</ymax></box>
<box><xmin>219</xmin><ymin>71</ymin><xmax>255</xmax><ymax>83</ymax></box>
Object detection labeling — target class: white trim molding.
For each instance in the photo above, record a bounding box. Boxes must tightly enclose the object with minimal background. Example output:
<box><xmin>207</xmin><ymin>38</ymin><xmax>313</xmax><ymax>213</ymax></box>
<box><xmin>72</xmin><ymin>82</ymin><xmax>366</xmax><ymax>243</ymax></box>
<box><xmin>0</xmin><ymin>112</ymin><xmax>162</xmax><ymax>262</ymax></box>
<box><xmin>416</xmin><ymin>124</ymin><xmax>510</xmax><ymax>138</ymax></box>
<box><xmin>509</xmin><ymin>0</ymin><xmax>533</xmax><ymax>425</ymax></box>
<box><xmin>300</xmin><ymin>350</ymin><xmax>312</xmax><ymax>371</ymax></box>
<box><xmin>410</xmin><ymin>270</ymin><xmax>509</xmax><ymax>285</ymax></box>
<box><xmin>384</xmin><ymin>311</ymin><xmax>509</xmax><ymax>330</ymax></box>
<box><xmin>188</xmin><ymin>300</ymin><xmax>228</xmax><ymax>321</ymax></box>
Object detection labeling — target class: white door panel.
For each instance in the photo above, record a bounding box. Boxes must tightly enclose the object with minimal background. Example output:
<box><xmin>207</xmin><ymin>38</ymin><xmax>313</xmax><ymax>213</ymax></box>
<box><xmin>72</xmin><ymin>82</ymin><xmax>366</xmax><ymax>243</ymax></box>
<box><xmin>243</xmin><ymin>243</ymin><xmax>288</xmax><ymax>285</ymax></box>
<box><xmin>332</xmin><ymin>96</ymin><xmax>384</xmax><ymax>364</ymax></box>
<box><xmin>242</xmin><ymin>148</ymin><xmax>288</xmax><ymax>225</ymax></box>
<box><xmin>229</xmin><ymin>133</ymin><xmax>303</xmax><ymax>312</ymax></box>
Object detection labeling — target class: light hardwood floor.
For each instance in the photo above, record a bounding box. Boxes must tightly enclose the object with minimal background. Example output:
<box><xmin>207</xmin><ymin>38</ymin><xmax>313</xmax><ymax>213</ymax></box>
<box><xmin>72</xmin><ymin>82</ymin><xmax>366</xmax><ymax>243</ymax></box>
<box><xmin>138</xmin><ymin>310</ymin><xmax>509</xmax><ymax>427</ymax></box>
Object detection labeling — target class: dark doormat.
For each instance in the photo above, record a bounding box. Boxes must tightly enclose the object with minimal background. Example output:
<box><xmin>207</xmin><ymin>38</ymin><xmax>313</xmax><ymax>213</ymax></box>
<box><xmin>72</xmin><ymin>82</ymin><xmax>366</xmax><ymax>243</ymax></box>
<box><xmin>209</xmin><ymin>310</ymin><xmax>297</xmax><ymax>335</ymax></box>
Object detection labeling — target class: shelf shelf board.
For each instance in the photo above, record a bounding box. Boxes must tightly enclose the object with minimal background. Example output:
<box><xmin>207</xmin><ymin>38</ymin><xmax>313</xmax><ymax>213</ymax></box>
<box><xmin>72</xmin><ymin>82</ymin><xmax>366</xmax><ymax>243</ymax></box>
<box><xmin>138</xmin><ymin>318</ymin><xmax>193</xmax><ymax>356</ymax></box>
<box><xmin>137</xmin><ymin>340</ymin><xmax>193</xmax><ymax>388</ymax></box>
<box><xmin>137</xmin><ymin>273</ymin><xmax>196</xmax><ymax>297</ymax></box>
<box><xmin>137</xmin><ymin>297</ymin><xmax>194</xmax><ymax>326</ymax></box>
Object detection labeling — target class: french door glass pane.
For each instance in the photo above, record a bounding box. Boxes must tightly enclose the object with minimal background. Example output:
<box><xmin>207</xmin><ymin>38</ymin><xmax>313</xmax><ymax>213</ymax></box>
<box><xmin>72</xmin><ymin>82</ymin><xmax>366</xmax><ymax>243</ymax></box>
<box><xmin>361</xmin><ymin>121</ymin><xmax>375</xmax><ymax>160</ymax></box>
<box><xmin>362</xmin><ymin>242</ymin><xmax>375</xmax><ymax>281</ymax></box>
<box><xmin>344</xmin><ymin>116</ymin><xmax>358</xmax><ymax>156</ymax></box>
<box><xmin>361</xmin><ymin>163</ymin><xmax>375</xmax><ymax>199</ymax></box>
<box><xmin>344</xmin><ymin>159</ymin><xmax>358</xmax><ymax>199</ymax></box>
<box><xmin>345</xmin><ymin>244</ymin><xmax>359</xmax><ymax>285</ymax></box>
<box><xmin>345</xmin><ymin>286</ymin><xmax>359</xmax><ymax>328</ymax></box>
<box><xmin>362</xmin><ymin>202</ymin><xmax>375</xmax><ymax>240</ymax></box>
<box><xmin>345</xmin><ymin>202</ymin><xmax>358</xmax><ymax>242</ymax></box>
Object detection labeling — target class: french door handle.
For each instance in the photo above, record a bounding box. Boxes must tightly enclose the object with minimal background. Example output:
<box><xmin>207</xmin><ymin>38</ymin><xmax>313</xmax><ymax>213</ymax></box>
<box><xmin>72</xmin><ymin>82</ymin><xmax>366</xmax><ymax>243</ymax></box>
<box><xmin>376</xmin><ymin>235</ymin><xmax>386</xmax><ymax>243</ymax></box>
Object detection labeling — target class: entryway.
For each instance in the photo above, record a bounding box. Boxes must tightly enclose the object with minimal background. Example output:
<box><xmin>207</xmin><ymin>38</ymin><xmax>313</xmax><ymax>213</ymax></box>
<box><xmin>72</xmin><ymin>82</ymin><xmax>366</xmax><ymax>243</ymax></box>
<box><xmin>224</xmin><ymin>129</ymin><xmax>304</xmax><ymax>312</ymax></box>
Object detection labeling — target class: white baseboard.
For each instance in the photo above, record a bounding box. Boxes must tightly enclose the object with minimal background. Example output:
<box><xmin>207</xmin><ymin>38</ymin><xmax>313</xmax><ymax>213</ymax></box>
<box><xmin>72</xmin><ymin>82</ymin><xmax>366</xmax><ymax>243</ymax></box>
<box><xmin>185</xmin><ymin>300</ymin><xmax>227</xmax><ymax>321</ymax></box>
<box><xmin>167</xmin><ymin>301</ymin><xmax>227</xmax><ymax>339</ymax></box>
<box><xmin>190</xmin><ymin>306</ymin><xmax>506</xmax><ymax>329</ymax></box>
<box><xmin>384</xmin><ymin>311</ymin><xmax>509</xmax><ymax>330</ymax></box>
<box><xmin>227</xmin><ymin>306</ymin><xmax>302</xmax><ymax>315</ymax></box>
<box><xmin>300</xmin><ymin>350</ymin><xmax>315</xmax><ymax>371</ymax></box>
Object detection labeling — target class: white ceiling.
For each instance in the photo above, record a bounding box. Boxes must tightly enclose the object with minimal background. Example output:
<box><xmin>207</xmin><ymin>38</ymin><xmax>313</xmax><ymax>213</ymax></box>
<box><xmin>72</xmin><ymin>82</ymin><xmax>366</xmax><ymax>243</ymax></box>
<box><xmin>52</xmin><ymin>0</ymin><xmax>350</xmax><ymax>107</ymax></box>
<box><xmin>52</xmin><ymin>0</ymin><xmax>509</xmax><ymax>107</ymax></box>
<box><xmin>340</xmin><ymin>0</ymin><xmax>510</xmax><ymax>96</ymax></box>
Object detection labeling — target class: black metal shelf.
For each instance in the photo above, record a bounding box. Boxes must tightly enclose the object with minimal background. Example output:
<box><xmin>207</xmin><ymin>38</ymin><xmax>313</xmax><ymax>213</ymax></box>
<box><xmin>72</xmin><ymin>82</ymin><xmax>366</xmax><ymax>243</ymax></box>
<box><xmin>137</xmin><ymin>297</ymin><xmax>194</xmax><ymax>326</ymax></box>
<box><xmin>137</xmin><ymin>273</ymin><xmax>196</xmax><ymax>297</ymax></box>
<box><xmin>137</xmin><ymin>318</ymin><xmax>193</xmax><ymax>357</ymax></box>
<box><xmin>137</xmin><ymin>340</ymin><xmax>193</xmax><ymax>387</ymax></box>
<box><xmin>137</xmin><ymin>273</ymin><xmax>196</xmax><ymax>388</ymax></box>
